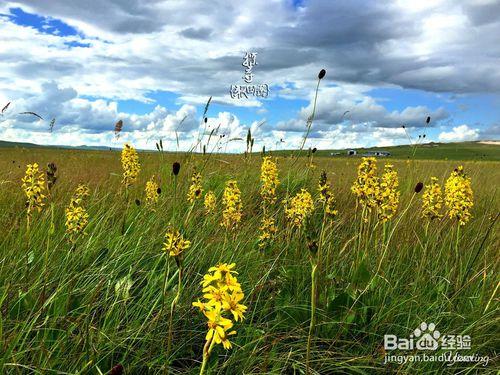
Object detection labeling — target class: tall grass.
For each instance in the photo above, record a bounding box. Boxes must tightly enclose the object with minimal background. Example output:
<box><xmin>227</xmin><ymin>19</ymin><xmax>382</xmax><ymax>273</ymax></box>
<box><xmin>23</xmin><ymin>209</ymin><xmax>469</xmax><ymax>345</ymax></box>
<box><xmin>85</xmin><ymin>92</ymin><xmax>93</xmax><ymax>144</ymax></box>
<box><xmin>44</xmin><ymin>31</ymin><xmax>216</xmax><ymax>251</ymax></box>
<box><xmin>0</xmin><ymin>147</ymin><xmax>498</xmax><ymax>373</ymax></box>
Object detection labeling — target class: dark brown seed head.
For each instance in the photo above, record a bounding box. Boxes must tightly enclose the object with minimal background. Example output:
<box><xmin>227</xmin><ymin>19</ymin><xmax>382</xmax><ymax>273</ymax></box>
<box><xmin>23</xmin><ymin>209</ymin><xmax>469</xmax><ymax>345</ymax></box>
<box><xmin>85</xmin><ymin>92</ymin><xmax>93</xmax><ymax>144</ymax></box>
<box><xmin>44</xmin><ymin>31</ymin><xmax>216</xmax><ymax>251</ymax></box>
<box><xmin>426</xmin><ymin>116</ymin><xmax>431</xmax><ymax>124</ymax></box>
<box><xmin>157</xmin><ymin>187</ymin><xmax>162</xmax><ymax>194</ymax></box>
<box><xmin>109</xmin><ymin>364</ymin><xmax>124</xmax><ymax>375</ymax></box>
<box><xmin>318</xmin><ymin>69</ymin><xmax>326</xmax><ymax>79</ymax></box>
<box><xmin>414</xmin><ymin>182</ymin><xmax>424</xmax><ymax>193</ymax></box>
<box><xmin>307</xmin><ymin>239</ymin><xmax>318</xmax><ymax>255</ymax></box>
<box><xmin>172</xmin><ymin>162</ymin><xmax>181</xmax><ymax>176</ymax></box>
<box><xmin>402</xmin><ymin>125</ymin><xmax>405</xmax><ymax>129</ymax></box>
<box><xmin>312</xmin><ymin>147</ymin><xmax>317</xmax><ymax>154</ymax></box>
<box><xmin>319</xmin><ymin>170</ymin><xmax>327</xmax><ymax>185</ymax></box>
<box><xmin>135</xmin><ymin>199</ymin><xmax>141</xmax><ymax>206</ymax></box>
<box><xmin>46</xmin><ymin>162</ymin><xmax>58</xmax><ymax>190</ymax></box>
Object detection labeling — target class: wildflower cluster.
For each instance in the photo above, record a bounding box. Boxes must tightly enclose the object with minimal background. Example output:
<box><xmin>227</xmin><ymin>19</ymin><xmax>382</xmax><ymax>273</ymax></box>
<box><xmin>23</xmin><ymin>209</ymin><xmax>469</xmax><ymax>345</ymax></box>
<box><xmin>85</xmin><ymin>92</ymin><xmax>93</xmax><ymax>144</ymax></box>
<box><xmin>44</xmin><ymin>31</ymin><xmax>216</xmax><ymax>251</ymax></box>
<box><xmin>162</xmin><ymin>226</ymin><xmax>191</xmax><ymax>258</ymax></box>
<box><xmin>351</xmin><ymin>157</ymin><xmax>379</xmax><ymax>210</ymax></box>
<box><xmin>65</xmin><ymin>184</ymin><xmax>90</xmax><ymax>242</ymax></box>
<box><xmin>221</xmin><ymin>180</ymin><xmax>242</xmax><ymax>230</ymax></box>
<box><xmin>204</xmin><ymin>191</ymin><xmax>217</xmax><ymax>214</ymax></box>
<box><xmin>260</xmin><ymin>157</ymin><xmax>280</xmax><ymax>204</ymax></box>
<box><xmin>422</xmin><ymin>177</ymin><xmax>443</xmax><ymax>220</ymax></box>
<box><xmin>145</xmin><ymin>176</ymin><xmax>160</xmax><ymax>205</ymax></box>
<box><xmin>445</xmin><ymin>166</ymin><xmax>473</xmax><ymax>226</ymax></box>
<box><xmin>187</xmin><ymin>171</ymin><xmax>203</xmax><ymax>203</ymax></box>
<box><xmin>192</xmin><ymin>263</ymin><xmax>246</xmax><ymax>350</ymax></box>
<box><xmin>22</xmin><ymin>163</ymin><xmax>46</xmax><ymax>218</ymax></box>
<box><xmin>317</xmin><ymin>171</ymin><xmax>338</xmax><ymax>217</ymax></box>
<box><xmin>258</xmin><ymin>215</ymin><xmax>277</xmax><ymax>249</ymax></box>
<box><xmin>376</xmin><ymin>164</ymin><xmax>399</xmax><ymax>222</ymax></box>
<box><xmin>121</xmin><ymin>144</ymin><xmax>140</xmax><ymax>187</ymax></box>
<box><xmin>284</xmin><ymin>189</ymin><xmax>314</xmax><ymax>228</ymax></box>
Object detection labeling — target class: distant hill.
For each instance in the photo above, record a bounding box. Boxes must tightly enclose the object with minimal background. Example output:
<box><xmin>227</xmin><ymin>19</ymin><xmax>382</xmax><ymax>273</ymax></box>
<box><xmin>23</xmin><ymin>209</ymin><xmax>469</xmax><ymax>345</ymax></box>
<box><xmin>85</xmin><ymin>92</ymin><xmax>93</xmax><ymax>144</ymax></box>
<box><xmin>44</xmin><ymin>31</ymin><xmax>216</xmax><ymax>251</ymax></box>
<box><xmin>315</xmin><ymin>141</ymin><xmax>499</xmax><ymax>161</ymax></box>
<box><xmin>0</xmin><ymin>140</ymin><xmax>45</xmax><ymax>148</ymax></box>
<box><xmin>0</xmin><ymin>139</ymin><xmax>498</xmax><ymax>161</ymax></box>
<box><xmin>0</xmin><ymin>140</ymin><xmax>118</xmax><ymax>151</ymax></box>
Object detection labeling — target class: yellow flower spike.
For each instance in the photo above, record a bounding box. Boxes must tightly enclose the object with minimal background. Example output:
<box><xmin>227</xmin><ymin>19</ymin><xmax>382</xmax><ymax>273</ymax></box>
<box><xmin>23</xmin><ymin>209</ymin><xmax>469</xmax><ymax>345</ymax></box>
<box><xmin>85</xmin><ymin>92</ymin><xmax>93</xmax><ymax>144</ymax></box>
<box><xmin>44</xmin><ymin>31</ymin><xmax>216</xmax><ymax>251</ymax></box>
<box><xmin>284</xmin><ymin>189</ymin><xmax>314</xmax><ymax>228</ymax></box>
<box><xmin>260</xmin><ymin>156</ymin><xmax>280</xmax><ymax>204</ymax></box>
<box><xmin>445</xmin><ymin>166</ymin><xmax>473</xmax><ymax>226</ymax></box>
<box><xmin>376</xmin><ymin>164</ymin><xmax>400</xmax><ymax>222</ymax></box>
<box><xmin>22</xmin><ymin>163</ymin><xmax>46</xmax><ymax>218</ymax></box>
<box><xmin>221</xmin><ymin>180</ymin><xmax>242</xmax><ymax>230</ymax></box>
<box><xmin>351</xmin><ymin>157</ymin><xmax>379</xmax><ymax>210</ymax></box>
<box><xmin>204</xmin><ymin>190</ymin><xmax>216</xmax><ymax>214</ymax></box>
<box><xmin>258</xmin><ymin>215</ymin><xmax>278</xmax><ymax>249</ymax></box>
<box><xmin>422</xmin><ymin>177</ymin><xmax>444</xmax><ymax>220</ymax></box>
<box><xmin>162</xmin><ymin>226</ymin><xmax>191</xmax><ymax>257</ymax></box>
<box><xmin>145</xmin><ymin>176</ymin><xmax>160</xmax><ymax>205</ymax></box>
<box><xmin>65</xmin><ymin>184</ymin><xmax>90</xmax><ymax>243</ymax></box>
<box><xmin>194</xmin><ymin>262</ymin><xmax>245</xmax><ymax>367</ymax></box>
<box><xmin>121</xmin><ymin>143</ymin><xmax>140</xmax><ymax>187</ymax></box>
<box><xmin>187</xmin><ymin>171</ymin><xmax>203</xmax><ymax>203</ymax></box>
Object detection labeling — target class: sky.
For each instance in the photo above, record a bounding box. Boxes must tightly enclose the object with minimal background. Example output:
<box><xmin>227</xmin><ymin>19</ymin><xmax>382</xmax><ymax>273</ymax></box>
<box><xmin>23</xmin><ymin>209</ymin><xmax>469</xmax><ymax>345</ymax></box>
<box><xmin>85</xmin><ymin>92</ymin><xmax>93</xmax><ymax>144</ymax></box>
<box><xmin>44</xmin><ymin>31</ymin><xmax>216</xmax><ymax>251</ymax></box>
<box><xmin>0</xmin><ymin>0</ymin><xmax>499</xmax><ymax>152</ymax></box>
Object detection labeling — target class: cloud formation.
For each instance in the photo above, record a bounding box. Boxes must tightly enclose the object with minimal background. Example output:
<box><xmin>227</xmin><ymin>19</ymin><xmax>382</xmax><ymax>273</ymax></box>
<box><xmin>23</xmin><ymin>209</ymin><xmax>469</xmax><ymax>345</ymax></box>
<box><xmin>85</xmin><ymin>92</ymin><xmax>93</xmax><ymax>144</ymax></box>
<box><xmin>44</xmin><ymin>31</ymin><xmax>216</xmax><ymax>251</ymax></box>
<box><xmin>439</xmin><ymin>124</ymin><xmax>479</xmax><ymax>142</ymax></box>
<box><xmin>0</xmin><ymin>0</ymin><xmax>499</xmax><ymax>149</ymax></box>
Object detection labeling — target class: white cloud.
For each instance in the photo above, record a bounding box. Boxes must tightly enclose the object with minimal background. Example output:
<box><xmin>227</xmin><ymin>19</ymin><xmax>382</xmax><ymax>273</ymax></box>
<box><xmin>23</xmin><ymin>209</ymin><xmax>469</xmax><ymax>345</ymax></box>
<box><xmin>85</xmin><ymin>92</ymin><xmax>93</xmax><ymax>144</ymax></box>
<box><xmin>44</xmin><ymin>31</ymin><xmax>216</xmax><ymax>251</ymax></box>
<box><xmin>438</xmin><ymin>124</ymin><xmax>479</xmax><ymax>142</ymax></box>
<box><xmin>0</xmin><ymin>1</ymin><xmax>499</xmax><ymax>149</ymax></box>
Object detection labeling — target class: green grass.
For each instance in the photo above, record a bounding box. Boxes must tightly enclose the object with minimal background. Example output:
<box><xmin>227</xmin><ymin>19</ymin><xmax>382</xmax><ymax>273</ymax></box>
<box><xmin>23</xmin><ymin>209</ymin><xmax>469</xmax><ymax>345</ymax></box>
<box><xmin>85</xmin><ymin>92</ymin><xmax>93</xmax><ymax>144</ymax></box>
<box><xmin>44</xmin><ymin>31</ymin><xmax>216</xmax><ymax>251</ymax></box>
<box><xmin>0</xmin><ymin>146</ymin><xmax>498</xmax><ymax>374</ymax></box>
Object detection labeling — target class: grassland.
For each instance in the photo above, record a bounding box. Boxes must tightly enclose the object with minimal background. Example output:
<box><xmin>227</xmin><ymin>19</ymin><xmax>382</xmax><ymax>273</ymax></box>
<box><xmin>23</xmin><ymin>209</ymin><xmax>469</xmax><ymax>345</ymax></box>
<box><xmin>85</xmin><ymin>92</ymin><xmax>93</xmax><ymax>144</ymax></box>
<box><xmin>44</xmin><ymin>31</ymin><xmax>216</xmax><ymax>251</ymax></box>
<box><xmin>0</xmin><ymin>145</ymin><xmax>498</xmax><ymax>374</ymax></box>
<box><xmin>304</xmin><ymin>141</ymin><xmax>499</xmax><ymax>161</ymax></box>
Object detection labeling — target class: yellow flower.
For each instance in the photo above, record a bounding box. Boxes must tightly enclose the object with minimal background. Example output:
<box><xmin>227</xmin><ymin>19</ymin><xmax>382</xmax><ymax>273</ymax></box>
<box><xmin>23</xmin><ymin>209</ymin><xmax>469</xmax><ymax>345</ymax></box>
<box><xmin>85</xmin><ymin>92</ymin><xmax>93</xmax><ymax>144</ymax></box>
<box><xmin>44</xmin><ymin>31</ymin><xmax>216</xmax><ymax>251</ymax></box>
<box><xmin>222</xmin><ymin>290</ymin><xmax>247</xmax><ymax>321</ymax></box>
<box><xmin>65</xmin><ymin>184</ymin><xmax>90</xmax><ymax>242</ymax></box>
<box><xmin>221</xmin><ymin>180</ymin><xmax>242</xmax><ymax>230</ymax></box>
<box><xmin>187</xmin><ymin>171</ymin><xmax>203</xmax><ymax>203</ymax></box>
<box><xmin>317</xmin><ymin>171</ymin><xmax>338</xmax><ymax>218</ymax></box>
<box><xmin>193</xmin><ymin>263</ymin><xmax>245</xmax><ymax>350</ymax></box>
<box><xmin>204</xmin><ymin>305</ymin><xmax>236</xmax><ymax>350</ymax></box>
<box><xmin>121</xmin><ymin>143</ymin><xmax>140</xmax><ymax>187</ymax></box>
<box><xmin>422</xmin><ymin>177</ymin><xmax>443</xmax><ymax>220</ymax></box>
<box><xmin>203</xmin><ymin>287</ymin><xmax>227</xmax><ymax>305</ymax></box>
<box><xmin>74</xmin><ymin>184</ymin><xmax>90</xmax><ymax>203</ymax></box>
<box><xmin>284</xmin><ymin>189</ymin><xmax>314</xmax><ymax>228</ymax></box>
<box><xmin>445</xmin><ymin>166</ymin><xmax>473</xmax><ymax>226</ymax></box>
<box><xmin>260</xmin><ymin>156</ymin><xmax>280</xmax><ymax>204</ymax></box>
<box><xmin>376</xmin><ymin>164</ymin><xmax>399</xmax><ymax>222</ymax></box>
<box><xmin>208</xmin><ymin>262</ymin><xmax>238</xmax><ymax>280</ymax></box>
<box><xmin>163</xmin><ymin>226</ymin><xmax>191</xmax><ymax>257</ymax></box>
<box><xmin>258</xmin><ymin>215</ymin><xmax>277</xmax><ymax>249</ymax></box>
<box><xmin>192</xmin><ymin>299</ymin><xmax>208</xmax><ymax>312</ymax></box>
<box><xmin>351</xmin><ymin>157</ymin><xmax>379</xmax><ymax>210</ymax></box>
<box><xmin>204</xmin><ymin>191</ymin><xmax>216</xmax><ymax>214</ymax></box>
<box><xmin>22</xmin><ymin>163</ymin><xmax>46</xmax><ymax>216</ymax></box>
<box><xmin>145</xmin><ymin>176</ymin><xmax>160</xmax><ymax>205</ymax></box>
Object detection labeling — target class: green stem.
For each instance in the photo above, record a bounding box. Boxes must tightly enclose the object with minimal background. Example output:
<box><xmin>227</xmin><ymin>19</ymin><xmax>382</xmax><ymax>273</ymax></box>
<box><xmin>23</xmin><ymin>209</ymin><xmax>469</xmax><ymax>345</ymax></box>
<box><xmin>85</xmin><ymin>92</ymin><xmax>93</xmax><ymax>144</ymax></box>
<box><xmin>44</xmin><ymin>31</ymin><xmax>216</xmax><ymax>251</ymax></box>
<box><xmin>166</xmin><ymin>263</ymin><xmax>183</xmax><ymax>370</ymax></box>
<box><xmin>306</xmin><ymin>262</ymin><xmax>318</xmax><ymax>375</ymax></box>
<box><xmin>199</xmin><ymin>337</ymin><xmax>215</xmax><ymax>375</ymax></box>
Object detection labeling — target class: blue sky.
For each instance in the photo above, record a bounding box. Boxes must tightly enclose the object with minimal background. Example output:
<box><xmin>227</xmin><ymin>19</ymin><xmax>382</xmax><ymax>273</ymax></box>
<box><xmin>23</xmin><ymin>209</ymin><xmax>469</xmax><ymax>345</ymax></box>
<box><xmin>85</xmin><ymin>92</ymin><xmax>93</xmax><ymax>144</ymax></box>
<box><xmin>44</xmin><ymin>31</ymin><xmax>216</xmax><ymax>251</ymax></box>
<box><xmin>0</xmin><ymin>1</ymin><xmax>498</xmax><ymax>150</ymax></box>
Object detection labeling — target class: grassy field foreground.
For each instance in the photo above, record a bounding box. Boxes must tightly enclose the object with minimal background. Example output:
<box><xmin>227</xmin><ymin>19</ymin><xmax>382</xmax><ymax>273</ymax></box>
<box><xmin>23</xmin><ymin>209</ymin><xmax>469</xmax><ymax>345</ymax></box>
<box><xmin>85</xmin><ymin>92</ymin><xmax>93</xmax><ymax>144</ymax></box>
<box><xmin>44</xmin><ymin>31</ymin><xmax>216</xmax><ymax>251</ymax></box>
<box><xmin>0</xmin><ymin>146</ymin><xmax>499</xmax><ymax>374</ymax></box>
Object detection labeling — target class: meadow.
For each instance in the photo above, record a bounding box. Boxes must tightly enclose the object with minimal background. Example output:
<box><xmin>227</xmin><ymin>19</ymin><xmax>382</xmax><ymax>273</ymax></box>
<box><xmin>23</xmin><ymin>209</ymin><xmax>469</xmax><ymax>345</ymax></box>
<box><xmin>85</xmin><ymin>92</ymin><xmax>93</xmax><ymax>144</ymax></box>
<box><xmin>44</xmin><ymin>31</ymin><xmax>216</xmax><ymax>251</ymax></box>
<box><xmin>0</xmin><ymin>145</ymin><xmax>498</xmax><ymax>374</ymax></box>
